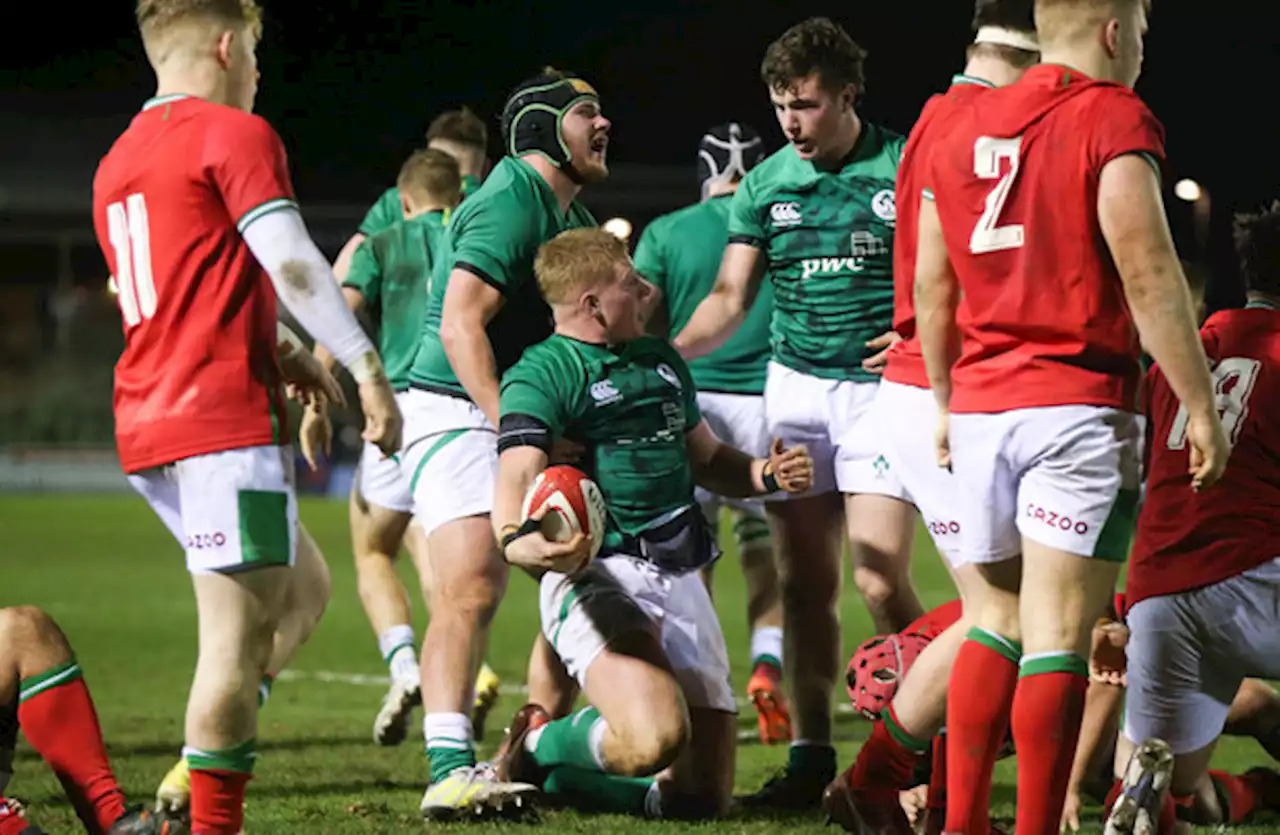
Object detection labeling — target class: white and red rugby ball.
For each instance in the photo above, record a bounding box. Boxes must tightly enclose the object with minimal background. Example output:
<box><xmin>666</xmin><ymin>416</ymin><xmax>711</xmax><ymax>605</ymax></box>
<box><xmin>521</xmin><ymin>465</ymin><xmax>607</xmax><ymax>561</ymax></box>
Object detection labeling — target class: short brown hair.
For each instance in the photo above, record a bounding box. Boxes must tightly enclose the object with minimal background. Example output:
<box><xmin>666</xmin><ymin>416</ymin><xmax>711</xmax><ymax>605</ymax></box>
<box><xmin>397</xmin><ymin>149</ymin><xmax>461</xmax><ymax>208</ymax></box>
<box><xmin>1234</xmin><ymin>201</ymin><xmax>1280</xmax><ymax>297</ymax></box>
<box><xmin>426</xmin><ymin>107</ymin><xmax>488</xmax><ymax>152</ymax></box>
<box><xmin>760</xmin><ymin>17</ymin><xmax>867</xmax><ymax>94</ymax></box>
<box><xmin>137</xmin><ymin>0</ymin><xmax>260</xmax><ymax>45</ymax></box>
<box><xmin>534</xmin><ymin>228</ymin><xmax>630</xmax><ymax>305</ymax></box>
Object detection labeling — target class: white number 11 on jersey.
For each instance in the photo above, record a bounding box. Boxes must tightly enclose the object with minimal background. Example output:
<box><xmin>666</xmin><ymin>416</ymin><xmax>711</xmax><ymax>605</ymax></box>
<box><xmin>107</xmin><ymin>193</ymin><xmax>157</xmax><ymax>327</ymax></box>
<box><xmin>969</xmin><ymin>136</ymin><xmax>1024</xmax><ymax>254</ymax></box>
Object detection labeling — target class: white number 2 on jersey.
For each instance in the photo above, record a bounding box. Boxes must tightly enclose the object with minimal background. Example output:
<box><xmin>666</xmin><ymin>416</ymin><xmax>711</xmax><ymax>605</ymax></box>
<box><xmin>1166</xmin><ymin>356</ymin><xmax>1262</xmax><ymax>450</ymax></box>
<box><xmin>969</xmin><ymin>136</ymin><xmax>1025</xmax><ymax>254</ymax></box>
<box><xmin>106</xmin><ymin>193</ymin><xmax>157</xmax><ymax>327</ymax></box>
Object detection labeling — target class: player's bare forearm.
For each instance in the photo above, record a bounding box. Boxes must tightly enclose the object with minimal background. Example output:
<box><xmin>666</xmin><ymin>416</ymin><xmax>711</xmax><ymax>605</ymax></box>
<box><xmin>1068</xmin><ymin>681</ymin><xmax>1125</xmax><ymax>799</ymax></box>
<box><xmin>493</xmin><ymin>446</ymin><xmax>550</xmax><ymax>540</ymax></box>
<box><xmin>332</xmin><ymin>232</ymin><xmax>367</xmax><ymax>284</ymax></box>
<box><xmin>914</xmin><ymin>198</ymin><xmax>961</xmax><ymax>409</ymax></box>
<box><xmin>1100</xmin><ymin>155</ymin><xmax>1216</xmax><ymax>419</ymax></box>
<box><xmin>685</xmin><ymin>421</ymin><xmax>767</xmax><ymax>498</ymax></box>
<box><xmin>442</xmin><ymin>326</ymin><xmax>500</xmax><ymax>424</ymax></box>
<box><xmin>673</xmin><ymin>243</ymin><xmax>764</xmax><ymax>360</ymax></box>
<box><xmin>440</xmin><ymin>270</ymin><xmax>505</xmax><ymax>425</ymax></box>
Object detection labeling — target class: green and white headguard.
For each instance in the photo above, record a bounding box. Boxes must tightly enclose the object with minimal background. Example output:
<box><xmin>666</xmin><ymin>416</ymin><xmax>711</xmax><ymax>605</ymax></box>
<box><xmin>501</xmin><ymin>72</ymin><xmax>600</xmax><ymax>183</ymax></box>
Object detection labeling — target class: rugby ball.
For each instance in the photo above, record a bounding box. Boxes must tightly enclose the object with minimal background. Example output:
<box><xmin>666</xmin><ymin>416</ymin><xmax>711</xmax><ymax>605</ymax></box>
<box><xmin>521</xmin><ymin>465</ymin><xmax>607</xmax><ymax>562</ymax></box>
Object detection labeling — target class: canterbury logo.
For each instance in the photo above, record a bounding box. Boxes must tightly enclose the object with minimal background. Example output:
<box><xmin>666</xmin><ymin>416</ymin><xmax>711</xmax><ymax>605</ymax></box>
<box><xmin>770</xmin><ymin>202</ymin><xmax>802</xmax><ymax>227</ymax></box>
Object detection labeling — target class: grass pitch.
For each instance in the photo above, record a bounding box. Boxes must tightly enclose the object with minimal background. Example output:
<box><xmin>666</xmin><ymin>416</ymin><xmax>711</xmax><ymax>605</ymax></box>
<box><xmin>0</xmin><ymin>495</ymin><xmax>1274</xmax><ymax>833</ymax></box>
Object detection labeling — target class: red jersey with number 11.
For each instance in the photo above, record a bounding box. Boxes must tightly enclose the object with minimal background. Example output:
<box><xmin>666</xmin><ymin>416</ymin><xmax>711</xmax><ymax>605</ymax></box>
<box><xmin>93</xmin><ymin>95</ymin><xmax>296</xmax><ymax>473</ymax></box>
<box><xmin>925</xmin><ymin>65</ymin><xmax>1166</xmax><ymax>414</ymax></box>
<box><xmin>1126</xmin><ymin>306</ymin><xmax>1280</xmax><ymax>608</ymax></box>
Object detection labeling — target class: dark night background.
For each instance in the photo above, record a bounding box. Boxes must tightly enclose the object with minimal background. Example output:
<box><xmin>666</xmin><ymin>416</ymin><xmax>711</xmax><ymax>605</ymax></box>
<box><xmin>2</xmin><ymin>2</ymin><xmax>1278</xmax><ymax>304</ymax></box>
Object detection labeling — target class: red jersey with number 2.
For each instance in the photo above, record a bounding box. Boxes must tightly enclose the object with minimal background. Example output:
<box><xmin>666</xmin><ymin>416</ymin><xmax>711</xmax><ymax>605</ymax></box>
<box><xmin>885</xmin><ymin>76</ymin><xmax>993</xmax><ymax>389</ymax></box>
<box><xmin>1126</xmin><ymin>306</ymin><xmax>1280</xmax><ymax>608</ymax></box>
<box><xmin>925</xmin><ymin>65</ymin><xmax>1166</xmax><ymax>414</ymax></box>
<box><xmin>93</xmin><ymin>95</ymin><xmax>296</xmax><ymax>473</ymax></box>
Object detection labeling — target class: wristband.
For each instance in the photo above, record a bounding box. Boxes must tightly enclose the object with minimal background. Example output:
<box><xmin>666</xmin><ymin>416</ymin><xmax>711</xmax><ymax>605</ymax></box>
<box><xmin>499</xmin><ymin>518</ymin><xmax>542</xmax><ymax>558</ymax></box>
<box><xmin>348</xmin><ymin>350</ymin><xmax>386</xmax><ymax>385</ymax></box>
<box><xmin>761</xmin><ymin>462</ymin><xmax>780</xmax><ymax>494</ymax></box>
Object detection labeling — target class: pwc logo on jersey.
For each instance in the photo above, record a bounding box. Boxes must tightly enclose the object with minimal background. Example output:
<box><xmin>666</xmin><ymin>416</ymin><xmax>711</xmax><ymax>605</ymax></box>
<box><xmin>590</xmin><ymin>379</ymin><xmax>622</xmax><ymax>407</ymax></box>
<box><xmin>770</xmin><ymin>201</ymin><xmax>802</xmax><ymax>228</ymax></box>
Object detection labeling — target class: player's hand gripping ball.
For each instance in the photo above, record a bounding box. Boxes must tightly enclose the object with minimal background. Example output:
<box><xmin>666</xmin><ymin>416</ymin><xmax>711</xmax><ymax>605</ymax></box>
<box><xmin>521</xmin><ymin>465</ymin><xmax>607</xmax><ymax>566</ymax></box>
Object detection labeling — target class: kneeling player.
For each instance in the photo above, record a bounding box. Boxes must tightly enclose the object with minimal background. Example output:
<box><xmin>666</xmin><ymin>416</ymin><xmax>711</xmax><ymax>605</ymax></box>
<box><xmin>1104</xmin><ymin>203</ymin><xmax>1280</xmax><ymax>835</ymax></box>
<box><xmin>0</xmin><ymin>606</ymin><xmax>178</xmax><ymax>834</ymax></box>
<box><xmin>490</xmin><ymin>228</ymin><xmax>813</xmax><ymax>818</ymax></box>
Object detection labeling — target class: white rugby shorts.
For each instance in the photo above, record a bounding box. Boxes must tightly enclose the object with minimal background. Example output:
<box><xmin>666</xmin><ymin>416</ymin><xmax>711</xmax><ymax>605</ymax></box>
<box><xmin>872</xmin><ymin>380</ymin><xmax>969</xmax><ymax>565</ymax></box>
<box><xmin>949</xmin><ymin>405</ymin><xmax>1142</xmax><ymax>564</ymax></box>
<box><xmin>695</xmin><ymin>391</ymin><xmax>769</xmax><ymax>518</ymax></box>
<box><xmin>128</xmin><ymin>444</ymin><xmax>298</xmax><ymax>574</ymax></box>
<box><xmin>399</xmin><ymin>389</ymin><xmax>497</xmax><ymax>537</ymax></box>
<box><xmin>763</xmin><ymin>361</ymin><xmax>908</xmax><ymax>500</ymax></box>
<box><xmin>354</xmin><ymin>391</ymin><xmax>415</xmax><ymax>514</ymax></box>
<box><xmin>540</xmin><ymin>554</ymin><xmax>737</xmax><ymax>714</ymax></box>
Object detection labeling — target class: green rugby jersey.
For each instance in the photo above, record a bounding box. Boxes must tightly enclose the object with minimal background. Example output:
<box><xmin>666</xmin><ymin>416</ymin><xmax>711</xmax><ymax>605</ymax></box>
<box><xmin>357</xmin><ymin>174</ymin><xmax>482</xmax><ymax>237</ymax></box>
<box><xmin>409</xmin><ymin>157</ymin><xmax>597</xmax><ymax>397</ymax></box>
<box><xmin>501</xmin><ymin>334</ymin><xmax>701</xmax><ymax>550</ymax></box>
<box><xmin>728</xmin><ymin>123</ymin><xmax>905</xmax><ymax>381</ymax></box>
<box><xmin>633</xmin><ymin>195</ymin><xmax>773</xmax><ymax>396</ymax></box>
<box><xmin>342</xmin><ymin>210</ymin><xmax>448</xmax><ymax>391</ymax></box>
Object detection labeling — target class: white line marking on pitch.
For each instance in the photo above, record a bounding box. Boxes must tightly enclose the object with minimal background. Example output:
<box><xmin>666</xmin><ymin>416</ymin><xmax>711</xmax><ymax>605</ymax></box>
<box><xmin>276</xmin><ymin>668</ymin><xmax>858</xmax><ymax>719</ymax></box>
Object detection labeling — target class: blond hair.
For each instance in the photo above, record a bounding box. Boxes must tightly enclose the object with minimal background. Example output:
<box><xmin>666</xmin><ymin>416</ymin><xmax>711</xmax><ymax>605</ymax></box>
<box><xmin>137</xmin><ymin>0</ymin><xmax>261</xmax><ymax>62</ymax></box>
<box><xmin>534</xmin><ymin>228</ymin><xmax>630</xmax><ymax>305</ymax></box>
<box><xmin>397</xmin><ymin>148</ymin><xmax>462</xmax><ymax>209</ymax></box>
<box><xmin>1034</xmin><ymin>0</ymin><xmax>1148</xmax><ymax>44</ymax></box>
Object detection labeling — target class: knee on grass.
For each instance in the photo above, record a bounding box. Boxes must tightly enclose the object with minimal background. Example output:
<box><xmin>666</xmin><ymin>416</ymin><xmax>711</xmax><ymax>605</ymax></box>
<box><xmin>0</xmin><ymin>606</ymin><xmax>71</xmax><ymax>674</ymax></box>
<box><xmin>604</xmin><ymin>703</ymin><xmax>690</xmax><ymax>778</ymax></box>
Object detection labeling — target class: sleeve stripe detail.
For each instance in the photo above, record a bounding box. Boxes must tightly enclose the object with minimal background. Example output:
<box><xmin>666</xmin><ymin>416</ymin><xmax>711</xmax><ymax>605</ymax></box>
<box><xmin>236</xmin><ymin>198</ymin><xmax>299</xmax><ymax>234</ymax></box>
<box><xmin>727</xmin><ymin>234</ymin><xmax>762</xmax><ymax>247</ymax></box>
<box><xmin>922</xmin><ymin>187</ymin><xmax>935</xmax><ymax>201</ymax></box>
<box><xmin>1136</xmin><ymin>151</ymin><xmax>1162</xmax><ymax>186</ymax></box>
<box><xmin>454</xmin><ymin>261</ymin><xmax>508</xmax><ymax>296</ymax></box>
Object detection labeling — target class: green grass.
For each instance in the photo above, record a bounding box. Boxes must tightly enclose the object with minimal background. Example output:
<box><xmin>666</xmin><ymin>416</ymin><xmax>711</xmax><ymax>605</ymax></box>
<box><xmin>0</xmin><ymin>494</ymin><xmax>1274</xmax><ymax>833</ymax></box>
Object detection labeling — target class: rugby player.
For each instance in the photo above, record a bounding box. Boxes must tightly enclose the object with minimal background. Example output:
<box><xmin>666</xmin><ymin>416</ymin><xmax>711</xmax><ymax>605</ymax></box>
<box><xmin>1103</xmin><ymin>202</ymin><xmax>1280</xmax><ymax>834</ymax></box>
<box><xmin>633</xmin><ymin>122</ymin><xmax>792</xmax><ymax>745</ymax></box>
<box><xmin>675</xmin><ymin>18</ymin><xmax>920</xmax><ymax>805</ymax></box>
<box><xmin>836</xmin><ymin>599</ymin><xmax>1280</xmax><ymax>834</ymax></box>
<box><xmin>819</xmin><ymin>3</ymin><xmax>1040</xmax><ymax>831</ymax></box>
<box><xmin>298</xmin><ymin>148</ymin><xmax>462</xmax><ymax>746</ymax></box>
<box><xmin>93</xmin><ymin>2</ymin><xmax>401</xmax><ymax>832</ymax></box>
<box><xmin>399</xmin><ymin>68</ymin><xmax>606</xmax><ymax>819</ymax></box>
<box><xmin>0</xmin><ymin>606</ymin><xmax>178</xmax><ymax>834</ymax></box>
<box><xmin>331</xmin><ymin>107</ymin><xmax>490</xmax><ymax>279</ymax></box>
<box><xmin>915</xmin><ymin>1</ymin><xmax>1229</xmax><ymax>831</ymax></box>
<box><xmin>309</xmin><ymin>117</ymin><xmax>504</xmax><ymax>746</ymax></box>
<box><xmin>489</xmin><ymin>227</ymin><xmax>813</xmax><ymax>819</ymax></box>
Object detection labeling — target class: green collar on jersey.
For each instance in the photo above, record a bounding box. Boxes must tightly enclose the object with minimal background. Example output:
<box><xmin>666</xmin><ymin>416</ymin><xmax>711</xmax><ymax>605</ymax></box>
<box><xmin>1245</xmin><ymin>298</ymin><xmax>1279</xmax><ymax>311</ymax></box>
<box><xmin>142</xmin><ymin>93</ymin><xmax>191</xmax><ymax>111</ymax></box>
<box><xmin>951</xmin><ymin>74</ymin><xmax>996</xmax><ymax>88</ymax></box>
